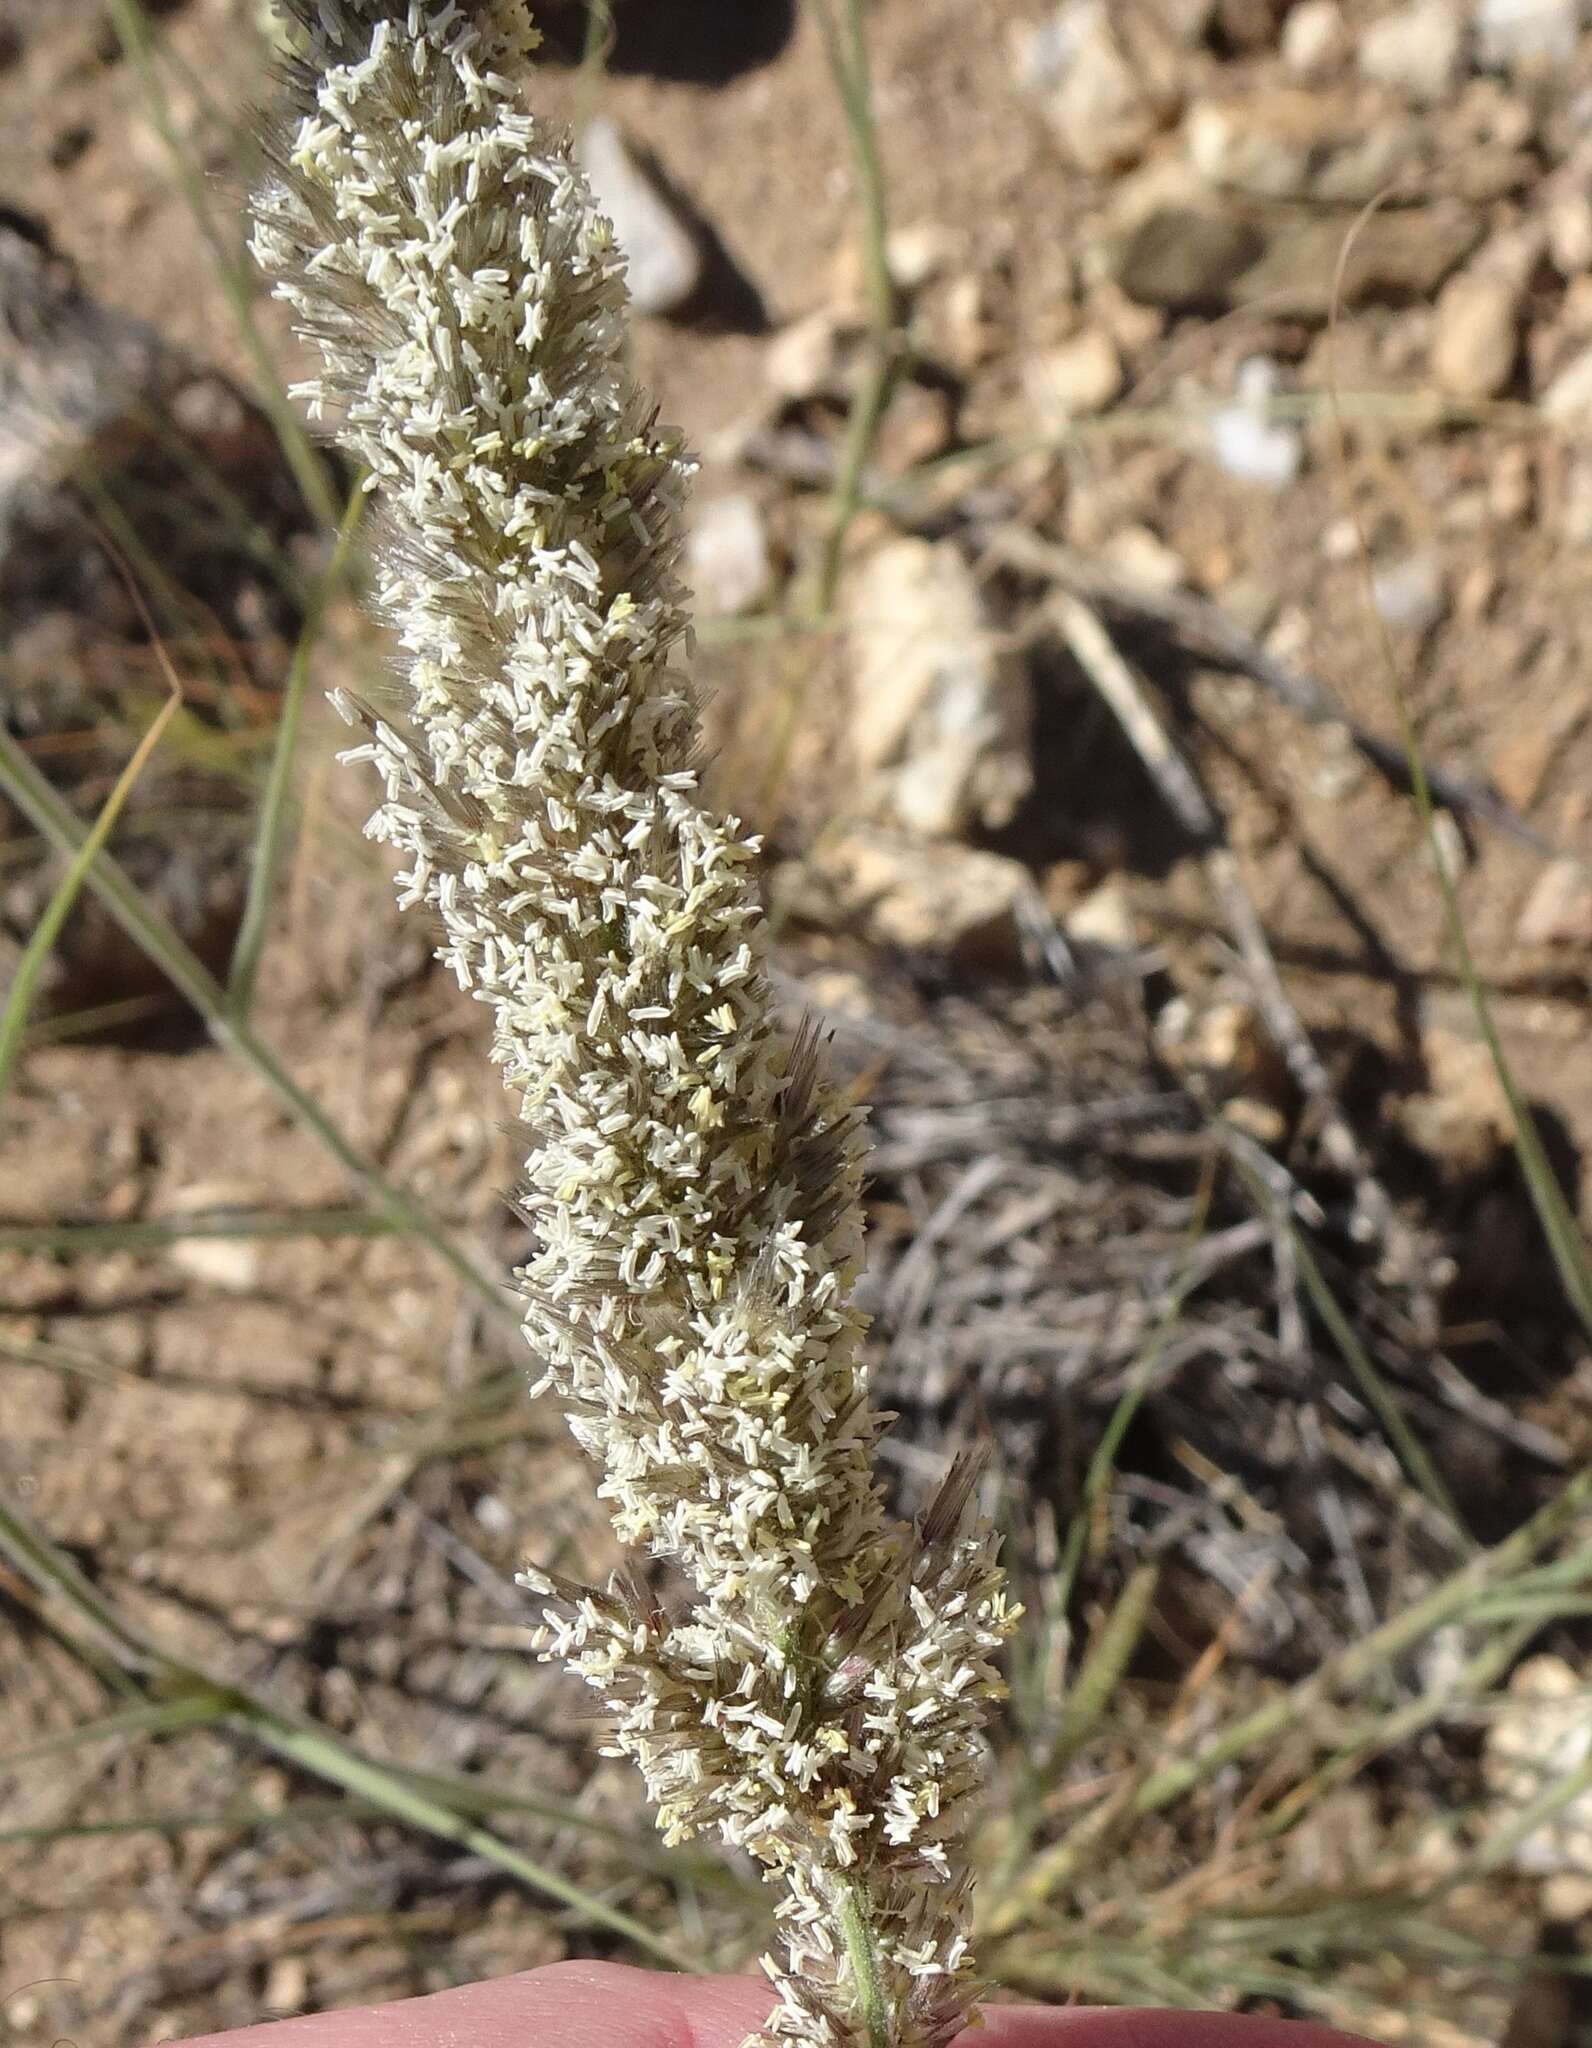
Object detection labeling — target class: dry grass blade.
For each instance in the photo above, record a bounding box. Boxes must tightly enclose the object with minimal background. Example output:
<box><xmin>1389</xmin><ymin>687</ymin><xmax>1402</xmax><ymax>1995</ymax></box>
<box><xmin>1053</xmin><ymin>1163</ymin><xmax>1217</xmax><ymax>1616</ymax></box>
<box><xmin>985</xmin><ymin>525</ymin><xmax>1558</xmax><ymax>860</ymax></box>
<box><xmin>1</xmin><ymin>1334</ymin><xmax>143</xmax><ymax>1389</ymax></box>
<box><xmin>256</xmin><ymin>1717</ymin><xmax>705</xmax><ymax>1970</ymax></box>
<box><xmin>1255</xmin><ymin>1618</ymin><xmax>1537</xmax><ymax>1839</ymax></box>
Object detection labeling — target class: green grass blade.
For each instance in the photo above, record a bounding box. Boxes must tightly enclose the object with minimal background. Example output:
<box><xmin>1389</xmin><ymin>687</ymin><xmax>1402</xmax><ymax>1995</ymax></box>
<box><xmin>377</xmin><ymin>1756</ymin><xmax>758</xmax><ymax>1894</ymax></box>
<box><xmin>0</xmin><ymin>1209</ymin><xmax>403</xmax><ymax>1255</ymax></box>
<box><xmin>0</xmin><ymin>1335</ymin><xmax>141</xmax><ymax>1389</ymax></box>
<box><xmin>0</xmin><ymin>687</ymin><xmax>180</xmax><ymax>1103</ymax></box>
<box><xmin>1290</xmin><ymin>1212</ymin><xmax>1470</xmax><ymax>1546</ymax></box>
<box><xmin>1045</xmin><ymin>1560</ymin><xmax>1162</xmax><ymax>1776</ymax></box>
<box><xmin>0</xmin><ymin>1692</ymin><xmax>229</xmax><ymax>1770</ymax></box>
<box><xmin>22</xmin><ymin>993</ymin><xmax>175</xmax><ymax>1046</ymax></box>
<box><xmin>0</xmin><ymin>1486</ymin><xmax>712</xmax><ymax>1970</ymax></box>
<box><xmin>1256</xmin><ymin>1617</ymin><xmax>1538</xmax><ymax>1839</ymax></box>
<box><xmin>1322</xmin><ymin>230</ymin><xmax>1592</xmax><ymax>1341</ymax></box>
<box><xmin>0</xmin><ymin>1798</ymin><xmax>354</xmax><ymax>1845</ymax></box>
<box><xmin>813</xmin><ymin>0</ymin><xmax>896</xmax><ymax>596</ymax></box>
<box><xmin>1130</xmin><ymin>1461</ymin><xmax>1592</xmax><ymax>1818</ymax></box>
<box><xmin>229</xmin><ymin>486</ymin><xmax>365</xmax><ymax>1015</ymax></box>
<box><xmin>0</xmin><ymin>731</ymin><xmax>518</xmax><ymax>1335</ymax></box>
<box><xmin>252</xmin><ymin>1712</ymin><xmax>704</xmax><ymax>1968</ymax></box>
<box><xmin>0</xmin><ymin>1487</ymin><xmax>162</xmax><ymax>1673</ymax></box>
<box><xmin>100</xmin><ymin>0</ymin><xmax>341</xmax><ymax>532</ymax></box>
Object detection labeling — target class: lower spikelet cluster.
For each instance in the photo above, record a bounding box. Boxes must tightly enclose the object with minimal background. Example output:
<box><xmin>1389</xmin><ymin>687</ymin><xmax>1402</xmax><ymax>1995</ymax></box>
<box><xmin>251</xmin><ymin>5</ymin><xmax>1016</xmax><ymax>2041</ymax></box>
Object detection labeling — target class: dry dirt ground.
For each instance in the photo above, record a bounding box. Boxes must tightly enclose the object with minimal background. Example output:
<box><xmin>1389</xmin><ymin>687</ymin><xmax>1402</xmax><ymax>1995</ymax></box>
<box><xmin>2</xmin><ymin>1</ymin><xmax>1592</xmax><ymax>2044</ymax></box>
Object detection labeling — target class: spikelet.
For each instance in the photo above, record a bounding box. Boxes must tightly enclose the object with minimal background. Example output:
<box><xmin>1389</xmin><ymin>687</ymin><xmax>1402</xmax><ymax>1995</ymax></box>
<box><xmin>251</xmin><ymin>7</ymin><xmax>1017</xmax><ymax>2041</ymax></box>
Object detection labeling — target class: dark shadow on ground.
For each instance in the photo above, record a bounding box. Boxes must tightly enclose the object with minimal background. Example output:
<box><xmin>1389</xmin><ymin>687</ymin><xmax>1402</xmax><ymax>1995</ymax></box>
<box><xmin>536</xmin><ymin>0</ymin><xmax>797</xmax><ymax>85</ymax></box>
<box><xmin>988</xmin><ymin>638</ymin><xmax>1210</xmax><ymax>878</ymax></box>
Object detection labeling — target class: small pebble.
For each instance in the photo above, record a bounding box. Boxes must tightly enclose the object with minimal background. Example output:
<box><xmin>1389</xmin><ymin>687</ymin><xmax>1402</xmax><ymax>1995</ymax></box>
<box><xmin>1473</xmin><ymin>0</ymin><xmax>1582</xmax><ymax>67</ymax></box>
<box><xmin>1100</xmin><ymin>524</ymin><xmax>1185</xmax><ymax>591</ymax></box>
<box><xmin>1359</xmin><ymin>0</ymin><xmax>1465</xmax><ymax>101</ymax></box>
<box><xmin>1208</xmin><ymin>357</ymin><xmax>1304</xmax><ymax>487</ymax></box>
<box><xmin>1281</xmin><ymin>0</ymin><xmax>1349</xmax><ymax>74</ymax></box>
<box><xmin>1490</xmin><ymin>727</ymin><xmax>1553</xmax><ymax>811</ymax></box>
<box><xmin>885</xmin><ymin>220</ymin><xmax>958</xmax><ymax>291</ymax></box>
<box><xmin>765</xmin><ymin>309</ymin><xmax>850</xmax><ymax>402</ymax></box>
<box><xmin>1024</xmin><ymin>329</ymin><xmax>1124</xmax><ymax>423</ymax></box>
<box><xmin>1542</xmin><ymin>342</ymin><xmax>1592</xmax><ymax>426</ymax></box>
<box><xmin>1011</xmin><ymin>1</ymin><xmax>1167</xmax><ymax>173</ymax></box>
<box><xmin>1370</xmin><ymin>551</ymin><xmax>1447</xmax><ymax>634</ymax></box>
<box><xmin>1430</xmin><ymin>270</ymin><xmax>1522</xmax><ymax>399</ymax></box>
<box><xmin>1429</xmin><ymin>811</ymin><xmax>1469</xmax><ymax>885</ymax></box>
<box><xmin>1548</xmin><ymin>193</ymin><xmax>1592</xmax><ymax>277</ymax></box>
<box><xmin>1518</xmin><ymin>857</ymin><xmax>1592</xmax><ymax>946</ymax></box>
<box><xmin>687</xmin><ymin>494</ymin><xmax>775</xmax><ymax>617</ymax></box>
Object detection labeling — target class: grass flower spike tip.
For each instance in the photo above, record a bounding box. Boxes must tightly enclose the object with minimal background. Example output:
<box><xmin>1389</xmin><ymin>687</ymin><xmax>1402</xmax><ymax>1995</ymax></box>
<box><xmin>251</xmin><ymin>5</ymin><xmax>1018</xmax><ymax>2040</ymax></box>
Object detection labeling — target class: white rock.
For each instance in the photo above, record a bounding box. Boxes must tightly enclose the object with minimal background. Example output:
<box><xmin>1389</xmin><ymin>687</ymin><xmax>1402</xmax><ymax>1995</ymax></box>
<box><xmin>1518</xmin><ymin>857</ymin><xmax>1592</xmax><ymax>946</ymax></box>
<box><xmin>847</xmin><ymin>538</ymin><xmax>1032</xmax><ymax>839</ymax></box>
<box><xmin>1067</xmin><ymin>879</ymin><xmax>1137</xmax><ymax>954</ymax></box>
<box><xmin>1483</xmin><ymin>1657</ymin><xmax>1592</xmax><ymax>1874</ymax></box>
<box><xmin>885</xmin><ymin>221</ymin><xmax>959</xmax><ymax>291</ymax></box>
<box><xmin>1370</xmin><ymin>551</ymin><xmax>1446</xmax><ymax>633</ymax></box>
<box><xmin>577</xmin><ymin>116</ymin><xmax>701</xmax><ymax>317</ymax></box>
<box><xmin>1359</xmin><ymin>0</ymin><xmax>1465</xmax><ymax>101</ymax></box>
<box><xmin>686</xmin><ymin>493</ymin><xmax>774</xmax><ymax>617</ymax></box>
<box><xmin>939</xmin><ymin>272</ymin><xmax>998</xmax><ymax>373</ymax></box>
<box><xmin>1473</xmin><ymin>0</ymin><xmax>1583</xmax><ymax>67</ymax></box>
<box><xmin>1281</xmin><ymin>0</ymin><xmax>1349</xmax><ymax>75</ymax></box>
<box><xmin>1024</xmin><ymin>330</ymin><xmax>1124</xmax><ymax>425</ymax></box>
<box><xmin>1012</xmin><ymin>1</ymin><xmax>1167</xmax><ymax>173</ymax></box>
<box><xmin>1208</xmin><ymin>357</ymin><xmax>1304</xmax><ymax>487</ymax></box>
<box><xmin>1542</xmin><ymin>342</ymin><xmax>1592</xmax><ymax>426</ymax></box>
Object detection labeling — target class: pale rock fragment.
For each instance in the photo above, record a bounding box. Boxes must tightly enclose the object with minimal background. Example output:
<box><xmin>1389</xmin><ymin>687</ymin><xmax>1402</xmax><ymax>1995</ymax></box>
<box><xmin>1358</xmin><ymin>0</ymin><xmax>1466</xmax><ymax>102</ymax></box>
<box><xmin>577</xmin><ymin>116</ymin><xmax>701</xmax><ymax>316</ymax></box>
<box><xmin>846</xmin><ymin>538</ymin><xmax>1032</xmax><ymax>839</ymax></box>
<box><xmin>687</xmin><ymin>493</ymin><xmax>774</xmax><ymax>617</ymax></box>
<box><xmin>1483</xmin><ymin>1657</ymin><xmax>1592</xmax><ymax>1875</ymax></box>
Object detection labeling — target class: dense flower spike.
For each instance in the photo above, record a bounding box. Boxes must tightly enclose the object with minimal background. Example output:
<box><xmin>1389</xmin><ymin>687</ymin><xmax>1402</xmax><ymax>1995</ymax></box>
<box><xmin>251</xmin><ymin>6</ymin><xmax>1016</xmax><ymax>2041</ymax></box>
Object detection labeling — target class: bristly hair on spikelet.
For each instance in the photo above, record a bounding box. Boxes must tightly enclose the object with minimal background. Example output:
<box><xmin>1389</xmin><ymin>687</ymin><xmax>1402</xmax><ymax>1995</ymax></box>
<box><xmin>250</xmin><ymin>4</ymin><xmax>1018</xmax><ymax>2042</ymax></box>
